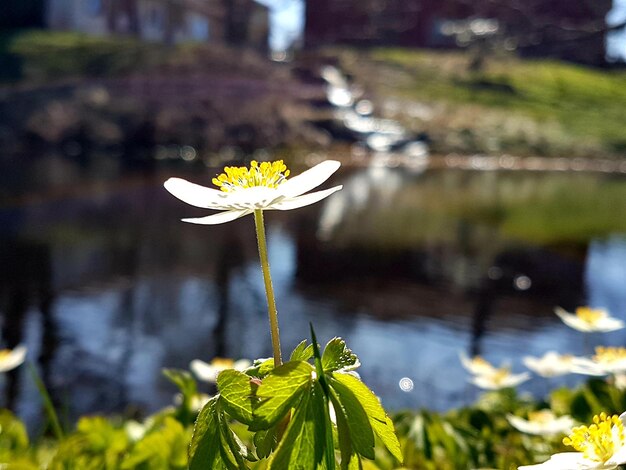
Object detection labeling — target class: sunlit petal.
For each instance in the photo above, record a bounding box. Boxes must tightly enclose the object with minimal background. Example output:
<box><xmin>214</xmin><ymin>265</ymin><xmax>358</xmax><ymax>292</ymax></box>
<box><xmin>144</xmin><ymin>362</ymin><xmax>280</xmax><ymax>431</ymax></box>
<box><xmin>0</xmin><ymin>345</ymin><xmax>27</xmax><ymax>373</ymax></box>
<box><xmin>272</xmin><ymin>186</ymin><xmax>343</xmax><ymax>211</ymax></box>
<box><xmin>182</xmin><ymin>209</ymin><xmax>251</xmax><ymax>225</ymax></box>
<box><xmin>278</xmin><ymin>160</ymin><xmax>341</xmax><ymax>198</ymax></box>
<box><xmin>164</xmin><ymin>177</ymin><xmax>230</xmax><ymax>209</ymax></box>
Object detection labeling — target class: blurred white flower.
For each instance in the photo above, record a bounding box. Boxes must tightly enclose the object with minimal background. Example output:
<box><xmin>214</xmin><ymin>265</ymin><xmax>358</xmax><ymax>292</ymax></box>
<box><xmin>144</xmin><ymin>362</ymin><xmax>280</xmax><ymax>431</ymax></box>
<box><xmin>190</xmin><ymin>357</ymin><xmax>252</xmax><ymax>383</ymax></box>
<box><xmin>469</xmin><ymin>367</ymin><xmax>530</xmax><ymax>390</ymax></box>
<box><xmin>613</xmin><ymin>373</ymin><xmax>626</xmax><ymax>391</ymax></box>
<box><xmin>519</xmin><ymin>412</ymin><xmax>626</xmax><ymax>469</ymax></box>
<box><xmin>0</xmin><ymin>345</ymin><xmax>27</xmax><ymax>372</ymax></box>
<box><xmin>572</xmin><ymin>347</ymin><xmax>626</xmax><ymax>376</ymax></box>
<box><xmin>164</xmin><ymin>160</ymin><xmax>342</xmax><ymax>224</ymax></box>
<box><xmin>173</xmin><ymin>392</ymin><xmax>211</xmax><ymax>412</ymax></box>
<box><xmin>125</xmin><ymin>420</ymin><xmax>148</xmax><ymax>442</ymax></box>
<box><xmin>523</xmin><ymin>351</ymin><xmax>575</xmax><ymax>378</ymax></box>
<box><xmin>554</xmin><ymin>306</ymin><xmax>624</xmax><ymax>333</ymax></box>
<box><xmin>507</xmin><ymin>410</ymin><xmax>575</xmax><ymax>436</ymax></box>
<box><xmin>459</xmin><ymin>353</ymin><xmax>500</xmax><ymax>376</ymax></box>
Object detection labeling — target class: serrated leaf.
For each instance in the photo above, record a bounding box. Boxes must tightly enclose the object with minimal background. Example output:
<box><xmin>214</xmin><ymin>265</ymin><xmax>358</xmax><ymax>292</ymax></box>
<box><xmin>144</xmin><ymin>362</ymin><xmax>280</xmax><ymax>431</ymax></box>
<box><xmin>218</xmin><ymin>369</ymin><xmax>258</xmax><ymax>425</ymax></box>
<box><xmin>312</xmin><ymin>381</ymin><xmax>336</xmax><ymax>470</ymax></box>
<box><xmin>189</xmin><ymin>397</ymin><xmax>234</xmax><ymax>470</ymax></box>
<box><xmin>254</xmin><ymin>427</ymin><xmax>278</xmax><ymax>459</ymax></box>
<box><xmin>268</xmin><ymin>387</ymin><xmax>325</xmax><ymax>470</ymax></box>
<box><xmin>328</xmin><ymin>376</ymin><xmax>375</xmax><ymax>460</ymax></box>
<box><xmin>219</xmin><ymin>411</ymin><xmax>255</xmax><ymax>466</ymax></box>
<box><xmin>322</xmin><ymin>338</ymin><xmax>360</xmax><ymax>373</ymax></box>
<box><xmin>329</xmin><ymin>389</ymin><xmax>353</xmax><ymax>469</ymax></box>
<box><xmin>291</xmin><ymin>340</ymin><xmax>314</xmax><ymax>362</ymax></box>
<box><xmin>163</xmin><ymin>368</ymin><xmax>197</xmax><ymax>396</ymax></box>
<box><xmin>252</xmin><ymin>361</ymin><xmax>314</xmax><ymax>431</ymax></box>
<box><xmin>332</xmin><ymin>373</ymin><xmax>403</xmax><ymax>464</ymax></box>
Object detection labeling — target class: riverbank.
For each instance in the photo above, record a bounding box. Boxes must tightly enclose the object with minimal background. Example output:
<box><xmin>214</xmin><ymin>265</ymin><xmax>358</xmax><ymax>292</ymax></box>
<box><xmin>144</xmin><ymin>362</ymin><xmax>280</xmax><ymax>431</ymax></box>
<box><xmin>1</xmin><ymin>31</ymin><xmax>625</xmax><ymax>161</ymax></box>
<box><xmin>313</xmin><ymin>47</ymin><xmax>626</xmax><ymax>159</ymax></box>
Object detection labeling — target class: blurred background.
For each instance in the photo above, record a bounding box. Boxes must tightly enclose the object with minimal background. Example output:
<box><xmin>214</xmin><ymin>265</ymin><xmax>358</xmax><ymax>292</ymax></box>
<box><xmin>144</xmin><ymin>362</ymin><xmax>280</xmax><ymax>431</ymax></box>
<box><xmin>0</xmin><ymin>0</ymin><xmax>625</xmax><ymax>431</ymax></box>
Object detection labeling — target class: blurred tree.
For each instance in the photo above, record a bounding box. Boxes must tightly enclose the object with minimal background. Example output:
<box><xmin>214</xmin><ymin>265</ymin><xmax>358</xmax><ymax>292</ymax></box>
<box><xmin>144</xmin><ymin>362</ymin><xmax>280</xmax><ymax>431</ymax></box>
<box><xmin>105</xmin><ymin>0</ymin><xmax>140</xmax><ymax>35</ymax></box>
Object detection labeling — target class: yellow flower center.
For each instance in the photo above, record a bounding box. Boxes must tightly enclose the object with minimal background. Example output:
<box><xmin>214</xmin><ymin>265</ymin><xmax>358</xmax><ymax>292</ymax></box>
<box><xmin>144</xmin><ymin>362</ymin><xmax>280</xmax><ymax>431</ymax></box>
<box><xmin>563</xmin><ymin>412</ymin><xmax>624</xmax><ymax>462</ymax></box>
<box><xmin>576</xmin><ymin>307</ymin><xmax>606</xmax><ymax>325</ymax></box>
<box><xmin>212</xmin><ymin>160</ymin><xmax>290</xmax><ymax>192</ymax></box>
<box><xmin>0</xmin><ymin>349</ymin><xmax>11</xmax><ymax>360</ymax></box>
<box><xmin>528</xmin><ymin>410</ymin><xmax>555</xmax><ymax>424</ymax></box>
<box><xmin>211</xmin><ymin>358</ymin><xmax>235</xmax><ymax>369</ymax></box>
<box><xmin>491</xmin><ymin>367</ymin><xmax>510</xmax><ymax>385</ymax></box>
<box><xmin>593</xmin><ymin>346</ymin><xmax>626</xmax><ymax>364</ymax></box>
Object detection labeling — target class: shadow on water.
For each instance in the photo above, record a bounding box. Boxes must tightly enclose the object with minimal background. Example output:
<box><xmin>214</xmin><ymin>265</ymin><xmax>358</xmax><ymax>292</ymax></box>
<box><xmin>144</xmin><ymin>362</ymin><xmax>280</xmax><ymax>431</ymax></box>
<box><xmin>0</xmin><ymin>149</ymin><xmax>626</xmax><ymax>429</ymax></box>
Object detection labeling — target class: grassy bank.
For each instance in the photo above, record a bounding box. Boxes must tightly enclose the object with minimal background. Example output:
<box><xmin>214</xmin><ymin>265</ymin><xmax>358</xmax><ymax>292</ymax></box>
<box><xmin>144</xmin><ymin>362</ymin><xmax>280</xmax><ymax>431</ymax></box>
<box><xmin>330</xmin><ymin>48</ymin><xmax>626</xmax><ymax>158</ymax></box>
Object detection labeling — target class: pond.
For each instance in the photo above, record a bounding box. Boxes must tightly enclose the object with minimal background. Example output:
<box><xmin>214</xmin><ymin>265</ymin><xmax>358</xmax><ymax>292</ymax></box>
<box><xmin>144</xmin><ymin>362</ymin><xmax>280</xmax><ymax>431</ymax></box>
<box><xmin>1</xmin><ymin>152</ymin><xmax>626</xmax><ymax>430</ymax></box>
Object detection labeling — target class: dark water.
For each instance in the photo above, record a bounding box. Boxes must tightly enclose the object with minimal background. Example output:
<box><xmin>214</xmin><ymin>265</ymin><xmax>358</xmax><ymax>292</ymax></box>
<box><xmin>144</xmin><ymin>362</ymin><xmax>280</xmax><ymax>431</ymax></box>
<box><xmin>1</xmin><ymin>153</ymin><xmax>625</xmax><ymax>430</ymax></box>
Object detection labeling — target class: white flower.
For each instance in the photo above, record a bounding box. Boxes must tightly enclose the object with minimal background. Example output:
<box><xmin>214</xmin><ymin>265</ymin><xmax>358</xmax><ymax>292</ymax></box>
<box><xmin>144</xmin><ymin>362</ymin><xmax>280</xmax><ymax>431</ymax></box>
<box><xmin>554</xmin><ymin>306</ymin><xmax>624</xmax><ymax>333</ymax></box>
<box><xmin>190</xmin><ymin>357</ymin><xmax>252</xmax><ymax>383</ymax></box>
<box><xmin>173</xmin><ymin>392</ymin><xmax>211</xmax><ymax>412</ymax></box>
<box><xmin>523</xmin><ymin>351</ymin><xmax>576</xmax><ymax>378</ymax></box>
<box><xmin>469</xmin><ymin>367</ymin><xmax>530</xmax><ymax>390</ymax></box>
<box><xmin>164</xmin><ymin>160</ymin><xmax>343</xmax><ymax>224</ymax></box>
<box><xmin>0</xmin><ymin>345</ymin><xmax>27</xmax><ymax>372</ymax></box>
<box><xmin>519</xmin><ymin>412</ymin><xmax>626</xmax><ymax>469</ymax></box>
<box><xmin>459</xmin><ymin>353</ymin><xmax>500</xmax><ymax>376</ymax></box>
<box><xmin>507</xmin><ymin>410</ymin><xmax>575</xmax><ymax>436</ymax></box>
<box><xmin>572</xmin><ymin>347</ymin><xmax>626</xmax><ymax>376</ymax></box>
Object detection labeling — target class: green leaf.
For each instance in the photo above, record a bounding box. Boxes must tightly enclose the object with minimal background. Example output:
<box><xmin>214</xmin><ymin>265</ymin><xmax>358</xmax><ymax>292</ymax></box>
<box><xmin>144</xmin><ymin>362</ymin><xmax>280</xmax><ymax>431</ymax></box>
<box><xmin>332</xmin><ymin>373</ymin><xmax>403</xmax><ymax>464</ymax></box>
<box><xmin>329</xmin><ymin>389</ymin><xmax>353</xmax><ymax>469</ymax></box>
<box><xmin>252</xmin><ymin>361</ymin><xmax>314</xmax><ymax>431</ymax></box>
<box><xmin>247</xmin><ymin>358</ymin><xmax>276</xmax><ymax>378</ymax></box>
<box><xmin>189</xmin><ymin>395</ymin><xmax>247</xmax><ymax>470</ymax></box>
<box><xmin>253</xmin><ymin>427</ymin><xmax>278</xmax><ymax>459</ymax></box>
<box><xmin>322</xmin><ymin>338</ymin><xmax>360</xmax><ymax>373</ymax></box>
<box><xmin>268</xmin><ymin>388</ymin><xmax>324</xmax><ymax>470</ymax></box>
<box><xmin>218</xmin><ymin>413</ymin><xmax>251</xmax><ymax>469</ymax></box>
<box><xmin>291</xmin><ymin>340</ymin><xmax>314</xmax><ymax>362</ymax></box>
<box><xmin>328</xmin><ymin>376</ymin><xmax>375</xmax><ymax>460</ymax></box>
<box><xmin>312</xmin><ymin>381</ymin><xmax>336</xmax><ymax>470</ymax></box>
<box><xmin>218</xmin><ymin>369</ymin><xmax>258</xmax><ymax>425</ymax></box>
<box><xmin>163</xmin><ymin>368</ymin><xmax>197</xmax><ymax>397</ymax></box>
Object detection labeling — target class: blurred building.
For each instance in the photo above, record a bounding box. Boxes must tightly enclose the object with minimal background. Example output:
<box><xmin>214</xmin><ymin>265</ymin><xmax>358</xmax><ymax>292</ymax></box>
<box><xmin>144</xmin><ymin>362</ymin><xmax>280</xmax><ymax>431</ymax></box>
<box><xmin>304</xmin><ymin>0</ymin><xmax>614</xmax><ymax>65</ymax></box>
<box><xmin>43</xmin><ymin>0</ymin><xmax>268</xmax><ymax>51</ymax></box>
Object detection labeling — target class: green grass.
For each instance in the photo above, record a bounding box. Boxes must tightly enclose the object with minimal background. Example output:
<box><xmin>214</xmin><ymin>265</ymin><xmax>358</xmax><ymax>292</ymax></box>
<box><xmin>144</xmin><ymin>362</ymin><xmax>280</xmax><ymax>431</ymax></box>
<box><xmin>335</xmin><ymin>47</ymin><xmax>626</xmax><ymax>157</ymax></box>
<box><xmin>0</xmin><ymin>29</ymin><xmax>171</xmax><ymax>82</ymax></box>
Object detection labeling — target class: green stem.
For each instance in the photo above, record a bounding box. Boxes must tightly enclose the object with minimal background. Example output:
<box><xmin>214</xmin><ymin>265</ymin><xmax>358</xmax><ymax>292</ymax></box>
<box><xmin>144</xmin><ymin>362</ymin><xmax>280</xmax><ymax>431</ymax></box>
<box><xmin>254</xmin><ymin>209</ymin><xmax>282</xmax><ymax>367</ymax></box>
<box><xmin>28</xmin><ymin>363</ymin><xmax>64</xmax><ymax>440</ymax></box>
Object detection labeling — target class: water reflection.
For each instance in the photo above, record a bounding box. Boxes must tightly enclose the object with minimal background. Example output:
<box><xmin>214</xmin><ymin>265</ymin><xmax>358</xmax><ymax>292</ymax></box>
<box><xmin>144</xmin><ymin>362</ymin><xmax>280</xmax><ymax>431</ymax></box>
<box><xmin>0</xmin><ymin>158</ymin><xmax>625</xmax><ymax>430</ymax></box>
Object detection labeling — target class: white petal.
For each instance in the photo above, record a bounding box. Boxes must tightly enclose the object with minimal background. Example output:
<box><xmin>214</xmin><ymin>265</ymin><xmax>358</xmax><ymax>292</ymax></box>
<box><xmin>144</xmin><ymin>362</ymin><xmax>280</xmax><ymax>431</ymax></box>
<box><xmin>182</xmin><ymin>209</ymin><xmax>251</xmax><ymax>225</ymax></box>
<box><xmin>518</xmin><ymin>452</ymin><xmax>599</xmax><ymax>469</ymax></box>
<box><xmin>164</xmin><ymin>178</ymin><xmax>230</xmax><ymax>209</ymax></box>
<box><xmin>596</xmin><ymin>317</ymin><xmax>625</xmax><ymax>332</ymax></box>
<box><xmin>190</xmin><ymin>359</ymin><xmax>218</xmax><ymax>382</ymax></box>
<box><xmin>555</xmin><ymin>307</ymin><xmax>592</xmax><ymax>332</ymax></box>
<box><xmin>278</xmin><ymin>160</ymin><xmax>341</xmax><ymax>198</ymax></box>
<box><xmin>271</xmin><ymin>186</ymin><xmax>343</xmax><ymax>211</ymax></box>
<box><xmin>0</xmin><ymin>345</ymin><xmax>27</xmax><ymax>373</ymax></box>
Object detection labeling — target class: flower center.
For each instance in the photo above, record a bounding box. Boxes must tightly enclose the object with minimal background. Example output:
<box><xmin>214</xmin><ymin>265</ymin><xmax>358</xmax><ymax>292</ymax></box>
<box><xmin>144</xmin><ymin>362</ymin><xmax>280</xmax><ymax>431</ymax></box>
<box><xmin>0</xmin><ymin>349</ymin><xmax>11</xmax><ymax>360</ymax></box>
<box><xmin>563</xmin><ymin>413</ymin><xmax>624</xmax><ymax>462</ymax></box>
<box><xmin>212</xmin><ymin>160</ymin><xmax>290</xmax><ymax>193</ymax></box>
<box><xmin>593</xmin><ymin>346</ymin><xmax>626</xmax><ymax>364</ymax></box>
<box><xmin>528</xmin><ymin>410</ymin><xmax>555</xmax><ymax>424</ymax></box>
<box><xmin>211</xmin><ymin>358</ymin><xmax>235</xmax><ymax>369</ymax></box>
<box><xmin>576</xmin><ymin>307</ymin><xmax>605</xmax><ymax>325</ymax></box>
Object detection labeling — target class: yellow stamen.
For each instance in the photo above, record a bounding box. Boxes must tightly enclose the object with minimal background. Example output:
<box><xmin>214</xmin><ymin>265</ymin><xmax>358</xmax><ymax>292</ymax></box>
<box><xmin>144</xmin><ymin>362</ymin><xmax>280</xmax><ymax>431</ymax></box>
<box><xmin>593</xmin><ymin>346</ymin><xmax>626</xmax><ymax>364</ymax></box>
<box><xmin>563</xmin><ymin>412</ymin><xmax>624</xmax><ymax>462</ymax></box>
<box><xmin>0</xmin><ymin>349</ymin><xmax>11</xmax><ymax>360</ymax></box>
<box><xmin>210</xmin><ymin>357</ymin><xmax>235</xmax><ymax>369</ymax></box>
<box><xmin>212</xmin><ymin>160</ymin><xmax>290</xmax><ymax>192</ymax></box>
<box><xmin>528</xmin><ymin>410</ymin><xmax>554</xmax><ymax>424</ymax></box>
<box><xmin>576</xmin><ymin>307</ymin><xmax>606</xmax><ymax>325</ymax></box>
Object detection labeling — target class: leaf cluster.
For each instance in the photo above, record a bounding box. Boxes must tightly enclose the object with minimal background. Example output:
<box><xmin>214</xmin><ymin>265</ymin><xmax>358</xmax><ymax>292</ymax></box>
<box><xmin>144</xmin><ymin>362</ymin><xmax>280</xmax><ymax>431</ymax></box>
<box><xmin>188</xmin><ymin>333</ymin><xmax>403</xmax><ymax>470</ymax></box>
